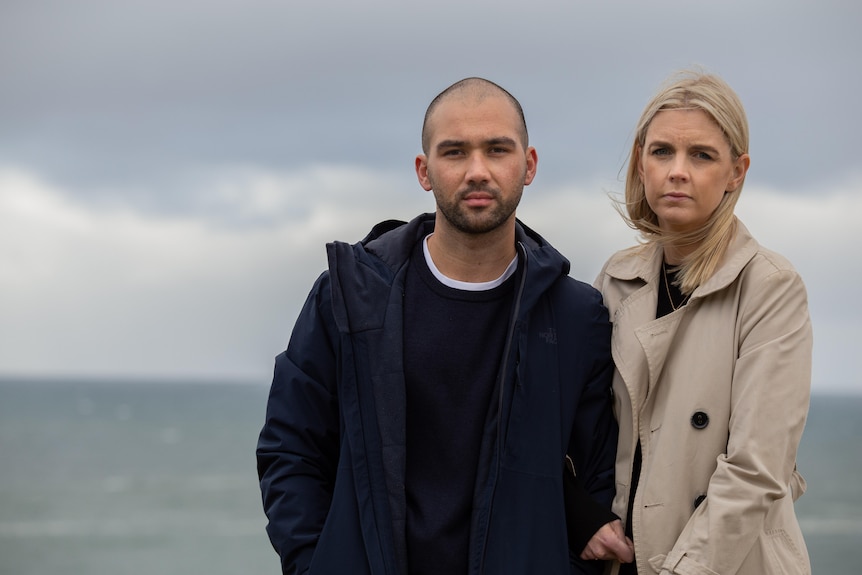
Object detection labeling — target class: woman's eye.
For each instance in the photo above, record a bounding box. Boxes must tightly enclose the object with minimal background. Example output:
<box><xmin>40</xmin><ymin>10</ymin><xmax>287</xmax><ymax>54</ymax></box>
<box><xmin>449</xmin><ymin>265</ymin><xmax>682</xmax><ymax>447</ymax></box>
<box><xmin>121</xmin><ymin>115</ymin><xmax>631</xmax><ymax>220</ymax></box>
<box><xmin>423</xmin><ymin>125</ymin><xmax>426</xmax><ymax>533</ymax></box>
<box><xmin>694</xmin><ymin>151</ymin><xmax>713</xmax><ymax>160</ymax></box>
<box><xmin>651</xmin><ymin>148</ymin><xmax>671</xmax><ymax>156</ymax></box>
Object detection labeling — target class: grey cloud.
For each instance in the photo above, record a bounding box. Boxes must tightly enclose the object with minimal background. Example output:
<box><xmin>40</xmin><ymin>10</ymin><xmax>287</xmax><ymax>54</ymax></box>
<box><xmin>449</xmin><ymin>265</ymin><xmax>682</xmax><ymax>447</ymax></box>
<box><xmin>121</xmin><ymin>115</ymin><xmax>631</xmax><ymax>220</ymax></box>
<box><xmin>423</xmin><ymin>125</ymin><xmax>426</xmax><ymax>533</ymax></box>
<box><xmin>1</xmin><ymin>0</ymin><xmax>859</xmax><ymax>211</ymax></box>
<box><xmin>0</xmin><ymin>0</ymin><xmax>859</xmax><ymax>388</ymax></box>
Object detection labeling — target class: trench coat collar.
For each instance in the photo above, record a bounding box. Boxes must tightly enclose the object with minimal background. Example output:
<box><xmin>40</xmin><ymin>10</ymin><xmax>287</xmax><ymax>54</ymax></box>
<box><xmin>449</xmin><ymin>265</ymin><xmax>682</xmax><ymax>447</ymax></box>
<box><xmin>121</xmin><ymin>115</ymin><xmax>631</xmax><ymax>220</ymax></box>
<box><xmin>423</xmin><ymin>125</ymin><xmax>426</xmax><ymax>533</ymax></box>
<box><xmin>605</xmin><ymin>218</ymin><xmax>760</xmax><ymax>404</ymax></box>
<box><xmin>604</xmin><ymin>218</ymin><xmax>760</xmax><ymax>302</ymax></box>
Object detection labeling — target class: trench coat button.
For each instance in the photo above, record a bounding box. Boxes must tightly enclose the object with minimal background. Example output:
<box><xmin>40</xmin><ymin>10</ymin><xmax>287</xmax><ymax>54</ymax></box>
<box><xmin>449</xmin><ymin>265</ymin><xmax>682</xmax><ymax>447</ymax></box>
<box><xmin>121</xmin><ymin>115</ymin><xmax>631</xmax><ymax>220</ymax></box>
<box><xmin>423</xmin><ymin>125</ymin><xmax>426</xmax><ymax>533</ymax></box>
<box><xmin>691</xmin><ymin>411</ymin><xmax>709</xmax><ymax>429</ymax></box>
<box><xmin>694</xmin><ymin>494</ymin><xmax>706</xmax><ymax>509</ymax></box>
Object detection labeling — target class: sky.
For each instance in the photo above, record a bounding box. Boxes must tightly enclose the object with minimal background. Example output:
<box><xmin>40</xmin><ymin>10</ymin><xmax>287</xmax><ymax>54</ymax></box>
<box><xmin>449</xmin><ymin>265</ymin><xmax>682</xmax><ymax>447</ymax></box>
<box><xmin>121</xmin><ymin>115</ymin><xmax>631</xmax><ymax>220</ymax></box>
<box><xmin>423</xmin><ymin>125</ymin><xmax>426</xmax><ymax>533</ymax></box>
<box><xmin>1</xmin><ymin>0</ymin><xmax>860</xmax><ymax>394</ymax></box>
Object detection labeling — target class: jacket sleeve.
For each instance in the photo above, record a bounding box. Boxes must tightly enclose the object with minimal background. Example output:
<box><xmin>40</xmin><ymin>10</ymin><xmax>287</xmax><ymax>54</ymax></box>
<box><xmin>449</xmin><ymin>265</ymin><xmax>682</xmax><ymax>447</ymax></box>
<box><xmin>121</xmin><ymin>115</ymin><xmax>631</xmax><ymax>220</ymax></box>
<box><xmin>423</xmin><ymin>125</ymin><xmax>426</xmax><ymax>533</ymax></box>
<box><xmin>564</xmin><ymin>460</ymin><xmax>619</xmax><ymax>554</ymax></box>
<box><xmin>566</xmin><ymin>286</ymin><xmax>619</xmax><ymax>573</ymax></box>
<box><xmin>257</xmin><ymin>273</ymin><xmax>341</xmax><ymax>575</ymax></box>
<box><xmin>661</xmin><ymin>266</ymin><xmax>813</xmax><ymax>575</ymax></box>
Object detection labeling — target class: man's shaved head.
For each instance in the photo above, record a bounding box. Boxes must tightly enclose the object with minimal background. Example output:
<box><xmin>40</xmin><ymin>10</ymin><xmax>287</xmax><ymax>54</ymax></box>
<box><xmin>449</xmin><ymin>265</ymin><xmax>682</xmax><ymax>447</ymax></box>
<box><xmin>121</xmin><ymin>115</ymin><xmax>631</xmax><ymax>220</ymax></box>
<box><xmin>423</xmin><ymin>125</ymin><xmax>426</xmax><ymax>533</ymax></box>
<box><xmin>421</xmin><ymin>77</ymin><xmax>529</xmax><ymax>154</ymax></box>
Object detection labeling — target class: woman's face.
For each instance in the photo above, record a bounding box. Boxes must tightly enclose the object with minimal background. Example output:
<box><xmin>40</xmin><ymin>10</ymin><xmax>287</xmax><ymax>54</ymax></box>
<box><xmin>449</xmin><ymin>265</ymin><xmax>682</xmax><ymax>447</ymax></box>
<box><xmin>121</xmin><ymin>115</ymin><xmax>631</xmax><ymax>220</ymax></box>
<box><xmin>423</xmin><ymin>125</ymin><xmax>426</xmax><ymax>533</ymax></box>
<box><xmin>638</xmin><ymin>109</ymin><xmax>749</xmax><ymax>234</ymax></box>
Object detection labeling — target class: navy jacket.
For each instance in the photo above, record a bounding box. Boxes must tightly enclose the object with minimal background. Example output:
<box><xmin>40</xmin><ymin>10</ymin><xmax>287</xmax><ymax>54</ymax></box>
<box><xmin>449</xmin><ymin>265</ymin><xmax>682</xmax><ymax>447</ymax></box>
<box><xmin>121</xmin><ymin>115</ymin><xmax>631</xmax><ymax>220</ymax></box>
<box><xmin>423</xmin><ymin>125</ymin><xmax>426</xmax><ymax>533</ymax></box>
<box><xmin>257</xmin><ymin>214</ymin><xmax>617</xmax><ymax>575</ymax></box>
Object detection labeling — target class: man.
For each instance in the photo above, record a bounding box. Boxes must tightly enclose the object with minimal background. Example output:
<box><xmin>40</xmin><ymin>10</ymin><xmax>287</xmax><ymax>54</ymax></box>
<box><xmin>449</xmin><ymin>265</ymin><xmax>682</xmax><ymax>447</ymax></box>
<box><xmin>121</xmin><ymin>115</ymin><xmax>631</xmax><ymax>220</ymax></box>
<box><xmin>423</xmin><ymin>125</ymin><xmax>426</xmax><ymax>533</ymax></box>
<box><xmin>257</xmin><ymin>77</ymin><xmax>632</xmax><ymax>575</ymax></box>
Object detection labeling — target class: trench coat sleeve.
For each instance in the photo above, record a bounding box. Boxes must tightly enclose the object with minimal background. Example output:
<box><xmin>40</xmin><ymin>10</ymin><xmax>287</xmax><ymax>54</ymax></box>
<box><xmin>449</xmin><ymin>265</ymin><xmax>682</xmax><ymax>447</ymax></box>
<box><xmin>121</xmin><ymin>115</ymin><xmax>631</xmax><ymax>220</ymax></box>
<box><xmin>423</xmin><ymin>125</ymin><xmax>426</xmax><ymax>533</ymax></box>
<box><xmin>660</xmin><ymin>266</ymin><xmax>812</xmax><ymax>575</ymax></box>
<box><xmin>257</xmin><ymin>273</ymin><xmax>341</xmax><ymax>575</ymax></box>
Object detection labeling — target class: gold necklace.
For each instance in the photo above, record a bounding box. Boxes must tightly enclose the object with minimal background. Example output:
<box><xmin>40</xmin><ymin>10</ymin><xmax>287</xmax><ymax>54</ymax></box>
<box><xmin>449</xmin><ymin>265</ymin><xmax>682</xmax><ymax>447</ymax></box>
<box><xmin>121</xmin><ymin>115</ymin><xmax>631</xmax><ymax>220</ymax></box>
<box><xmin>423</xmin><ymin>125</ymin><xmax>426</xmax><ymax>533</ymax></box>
<box><xmin>662</xmin><ymin>262</ymin><xmax>690</xmax><ymax>311</ymax></box>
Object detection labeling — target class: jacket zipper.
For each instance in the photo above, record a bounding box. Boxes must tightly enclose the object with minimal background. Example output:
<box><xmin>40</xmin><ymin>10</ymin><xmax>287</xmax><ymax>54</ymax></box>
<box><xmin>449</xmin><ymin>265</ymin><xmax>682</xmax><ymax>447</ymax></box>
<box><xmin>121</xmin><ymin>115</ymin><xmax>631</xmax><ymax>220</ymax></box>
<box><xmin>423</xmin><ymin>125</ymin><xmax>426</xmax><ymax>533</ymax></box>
<box><xmin>477</xmin><ymin>242</ymin><xmax>529</xmax><ymax>574</ymax></box>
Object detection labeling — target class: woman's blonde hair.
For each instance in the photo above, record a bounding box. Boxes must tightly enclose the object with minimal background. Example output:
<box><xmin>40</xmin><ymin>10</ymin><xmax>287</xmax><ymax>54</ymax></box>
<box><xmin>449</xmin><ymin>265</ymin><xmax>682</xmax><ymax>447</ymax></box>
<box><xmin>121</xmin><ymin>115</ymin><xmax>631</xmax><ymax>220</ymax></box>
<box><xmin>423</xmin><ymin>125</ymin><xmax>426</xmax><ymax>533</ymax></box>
<box><xmin>619</xmin><ymin>70</ymin><xmax>750</xmax><ymax>294</ymax></box>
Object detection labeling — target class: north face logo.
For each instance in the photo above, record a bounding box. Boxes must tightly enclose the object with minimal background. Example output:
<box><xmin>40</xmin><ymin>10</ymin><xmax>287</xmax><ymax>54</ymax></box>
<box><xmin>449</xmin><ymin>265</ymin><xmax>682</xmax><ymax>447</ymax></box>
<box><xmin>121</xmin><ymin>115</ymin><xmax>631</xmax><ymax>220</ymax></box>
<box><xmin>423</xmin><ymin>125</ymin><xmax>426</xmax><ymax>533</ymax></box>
<box><xmin>539</xmin><ymin>328</ymin><xmax>557</xmax><ymax>344</ymax></box>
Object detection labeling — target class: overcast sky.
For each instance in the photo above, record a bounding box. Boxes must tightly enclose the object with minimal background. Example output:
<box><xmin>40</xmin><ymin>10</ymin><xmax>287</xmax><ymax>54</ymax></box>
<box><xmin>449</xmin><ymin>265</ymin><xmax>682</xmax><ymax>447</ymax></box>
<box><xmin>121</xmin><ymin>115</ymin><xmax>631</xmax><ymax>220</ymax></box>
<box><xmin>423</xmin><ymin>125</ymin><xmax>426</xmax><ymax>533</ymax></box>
<box><xmin>1</xmin><ymin>0</ymin><xmax>860</xmax><ymax>394</ymax></box>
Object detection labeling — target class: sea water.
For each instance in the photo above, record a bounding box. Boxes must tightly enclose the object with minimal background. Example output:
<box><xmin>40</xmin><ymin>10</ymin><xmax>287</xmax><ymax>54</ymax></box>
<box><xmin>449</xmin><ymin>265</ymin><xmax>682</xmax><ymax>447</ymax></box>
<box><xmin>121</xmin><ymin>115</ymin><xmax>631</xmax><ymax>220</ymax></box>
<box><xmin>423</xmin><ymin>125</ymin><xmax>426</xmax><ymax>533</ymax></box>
<box><xmin>0</xmin><ymin>379</ymin><xmax>859</xmax><ymax>574</ymax></box>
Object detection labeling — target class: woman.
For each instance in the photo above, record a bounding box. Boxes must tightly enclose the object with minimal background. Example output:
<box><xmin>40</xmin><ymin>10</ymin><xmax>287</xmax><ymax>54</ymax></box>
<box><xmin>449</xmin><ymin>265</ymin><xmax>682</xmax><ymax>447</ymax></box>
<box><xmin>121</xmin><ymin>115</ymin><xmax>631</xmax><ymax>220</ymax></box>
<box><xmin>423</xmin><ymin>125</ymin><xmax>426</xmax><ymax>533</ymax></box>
<box><xmin>595</xmin><ymin>71</ymin><xmax>813</xmax><ymax>575</ymax></box>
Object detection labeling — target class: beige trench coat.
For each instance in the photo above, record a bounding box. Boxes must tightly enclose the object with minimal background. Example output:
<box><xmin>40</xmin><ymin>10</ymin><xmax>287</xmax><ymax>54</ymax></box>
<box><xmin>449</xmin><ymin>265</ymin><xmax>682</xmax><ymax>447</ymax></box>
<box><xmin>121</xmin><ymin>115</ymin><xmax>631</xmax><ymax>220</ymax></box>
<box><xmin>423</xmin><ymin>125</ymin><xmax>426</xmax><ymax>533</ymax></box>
<box><xmin>595</xmin><ymin>221</ymin><xmax>812</xmax><ymax>575</ymax></box>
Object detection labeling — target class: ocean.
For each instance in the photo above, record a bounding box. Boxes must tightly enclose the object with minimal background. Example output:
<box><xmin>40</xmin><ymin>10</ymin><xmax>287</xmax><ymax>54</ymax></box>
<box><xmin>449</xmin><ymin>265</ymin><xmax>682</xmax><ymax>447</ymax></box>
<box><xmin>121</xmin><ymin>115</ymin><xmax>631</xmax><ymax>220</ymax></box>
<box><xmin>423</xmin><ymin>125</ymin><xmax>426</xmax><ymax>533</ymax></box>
<box><xmin>0</xmin><ymin>379</ymin><xmax>859</xmax><ymax>574</ymax></box>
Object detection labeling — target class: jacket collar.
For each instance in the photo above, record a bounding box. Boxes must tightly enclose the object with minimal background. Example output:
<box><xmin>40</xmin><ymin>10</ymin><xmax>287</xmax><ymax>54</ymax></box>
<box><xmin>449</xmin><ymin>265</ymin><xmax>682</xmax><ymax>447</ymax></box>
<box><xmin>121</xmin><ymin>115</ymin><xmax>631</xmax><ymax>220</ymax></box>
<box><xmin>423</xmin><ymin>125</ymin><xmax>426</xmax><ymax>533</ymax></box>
<box><xmin>360</xmin><ymin>213</ymin><xmax>569</xmax><ymax>288</ymax></box>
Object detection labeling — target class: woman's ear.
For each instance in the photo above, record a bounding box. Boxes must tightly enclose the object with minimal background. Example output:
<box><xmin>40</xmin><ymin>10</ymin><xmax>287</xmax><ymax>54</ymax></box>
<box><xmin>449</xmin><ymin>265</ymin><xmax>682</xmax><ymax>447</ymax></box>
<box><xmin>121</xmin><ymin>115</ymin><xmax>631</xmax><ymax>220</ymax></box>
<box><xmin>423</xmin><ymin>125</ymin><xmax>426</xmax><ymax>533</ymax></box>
<box><xmin>635</xmin><ymin>144</ymin><xmax>645</xmax><ymax>181</ymax></box>
<box><xmin>727</xmin><ymin>153</ymin><xmax>751</xmax><ymax>192</ymax></box>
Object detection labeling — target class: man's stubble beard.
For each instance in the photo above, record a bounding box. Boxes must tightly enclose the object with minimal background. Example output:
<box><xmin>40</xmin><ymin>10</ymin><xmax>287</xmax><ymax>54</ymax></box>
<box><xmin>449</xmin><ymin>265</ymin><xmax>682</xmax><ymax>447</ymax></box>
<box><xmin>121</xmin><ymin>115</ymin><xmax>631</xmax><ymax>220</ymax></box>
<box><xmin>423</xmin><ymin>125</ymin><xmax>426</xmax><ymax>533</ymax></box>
<box><xmin>431</xmin><ymin>181</ymin><xmax>524</xmax><ymax>235</ymax></box>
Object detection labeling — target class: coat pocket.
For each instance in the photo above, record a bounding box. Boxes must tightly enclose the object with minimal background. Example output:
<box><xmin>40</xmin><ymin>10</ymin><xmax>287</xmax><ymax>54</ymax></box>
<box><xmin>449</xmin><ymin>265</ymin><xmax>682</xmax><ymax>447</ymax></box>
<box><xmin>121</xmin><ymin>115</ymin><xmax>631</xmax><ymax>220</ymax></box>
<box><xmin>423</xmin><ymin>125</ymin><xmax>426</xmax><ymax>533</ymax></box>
<box><xmin>650</xmin><ymin>552</ymin><xmax>720</xmax><ymax>575</ymax></box>
<box><xmin>762</xmin><ymin>528</ymin><xmax>809</xmax><ymax>575</ymax></box>
<box><xmin>647</xmin><ymin>553</ymin><xmax>666</xmax><ymax>572</ymax></box>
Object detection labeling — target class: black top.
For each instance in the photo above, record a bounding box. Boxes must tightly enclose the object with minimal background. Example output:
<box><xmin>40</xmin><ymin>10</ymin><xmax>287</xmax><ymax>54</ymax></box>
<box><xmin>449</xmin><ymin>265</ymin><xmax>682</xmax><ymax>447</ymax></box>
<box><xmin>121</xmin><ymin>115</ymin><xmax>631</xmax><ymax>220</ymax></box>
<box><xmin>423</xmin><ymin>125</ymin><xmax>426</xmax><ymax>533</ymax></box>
<box><xmin>656</xmin><ymin>262</ymin><xmax>690</xmax><ymax>317</ymax></box>
<box><xmin>402</xmin><ymin>240</ymin><xmax>516</xmax><ymax>575</ymax></box>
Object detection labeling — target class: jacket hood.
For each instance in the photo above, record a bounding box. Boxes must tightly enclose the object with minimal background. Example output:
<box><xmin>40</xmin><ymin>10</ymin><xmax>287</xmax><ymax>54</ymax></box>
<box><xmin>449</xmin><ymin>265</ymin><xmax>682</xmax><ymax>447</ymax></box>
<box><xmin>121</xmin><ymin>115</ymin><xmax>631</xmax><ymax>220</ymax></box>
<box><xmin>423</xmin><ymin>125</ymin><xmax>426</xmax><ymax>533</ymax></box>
<box><xmin>326</xmin><ymin>213</ymin><xmax>572</xmax><ymax>333</ymax></box>
<box><xmin>360</xmin><ymin>212</ymin><xmax>570</xmax><ymax>277</ymax></box>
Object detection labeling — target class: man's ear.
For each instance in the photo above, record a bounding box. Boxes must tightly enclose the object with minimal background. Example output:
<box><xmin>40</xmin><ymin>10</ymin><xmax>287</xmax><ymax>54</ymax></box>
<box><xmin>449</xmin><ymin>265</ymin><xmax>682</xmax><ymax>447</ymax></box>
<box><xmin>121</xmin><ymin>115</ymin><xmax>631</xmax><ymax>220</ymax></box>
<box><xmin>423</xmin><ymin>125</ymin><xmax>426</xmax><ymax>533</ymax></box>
<box><xmin>415</xmin><ymin>155</ymin><xmax>432</xmax><ymax>191</ymax></box>
<box><xmin>524</xmin><ymin>146</ymin><xmax>538</xmax><ymax>186</ymax></box>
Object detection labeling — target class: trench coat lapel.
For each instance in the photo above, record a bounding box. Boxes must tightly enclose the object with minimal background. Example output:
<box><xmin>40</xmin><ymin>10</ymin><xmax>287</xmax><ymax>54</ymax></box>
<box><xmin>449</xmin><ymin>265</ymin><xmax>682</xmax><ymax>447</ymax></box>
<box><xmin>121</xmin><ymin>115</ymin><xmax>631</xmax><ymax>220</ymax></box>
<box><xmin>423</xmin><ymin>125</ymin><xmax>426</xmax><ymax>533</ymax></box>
<box><xmin>607</xmin><ymin>244</ymin><xmax>687</xmax><ymax>409</ymax></box>
<box><xmin>635</xmin><ymin>310</ymin><xmax>685</xmax><ymax>402</ymax></box>
<box><xmin>608</xmin><ymin>220</ymin><xmax>761</xmax><ymax>412</ymax></box>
